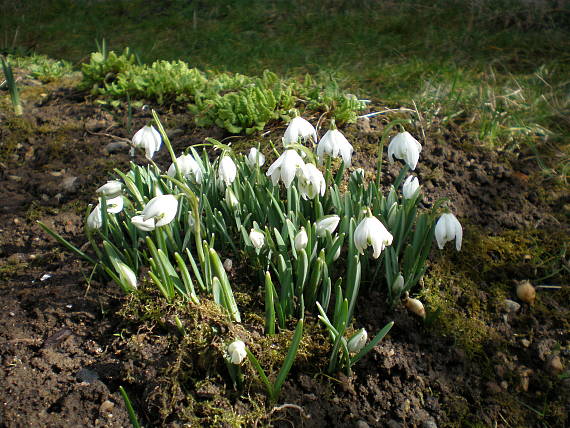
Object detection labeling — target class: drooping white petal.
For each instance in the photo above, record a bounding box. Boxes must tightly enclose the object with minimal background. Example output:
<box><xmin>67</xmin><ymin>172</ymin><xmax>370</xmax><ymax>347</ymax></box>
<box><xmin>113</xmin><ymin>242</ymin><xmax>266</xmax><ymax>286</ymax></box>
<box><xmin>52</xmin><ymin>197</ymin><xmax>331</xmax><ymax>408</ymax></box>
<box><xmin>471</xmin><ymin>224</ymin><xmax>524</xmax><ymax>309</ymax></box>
<box><xmin>86</xmin><ymin>205</ymin><xmax>102</xmax><ymax>230</ymax></box>
<box><xmin>317</xmin><ymin>129</ymin><xmax>354</xmax><ymax>166</ymax></box>
<box><xmin>297</xmin><ymin>163</ymin><xmax>326</xmax><ymax>200</ymax></box>
<box><xmin>218</xmin><ymin>155</ymin><xmax>237</xmax><ymax>186</ymax></box>
<box><xmin>105</xmin><ymin>196</ymin><xmax>124</xmax><ymax>214</ymax></box>
<box><xmin>402</xmin><ymin>175</ymin><xmax>420</xmax><ymax>199</ymax></box>
<box><xmin>246</xmin><ymin>147</ymin><xmax>265</xmax><ymax>168</ymax></box>
<box><xmin>354</xmin><ymin>215</ymin><xmax>393</xmax><ymax>258</ymax></box>
<box><xmin>227</xmin><ymin>340</ymin><xmax>247</xmax><ymax>365</ymax></box>
<box><xmin>96</xmin><ymin>180</ymin><xmax>122</xmax><ymax>198</ymax></box>
<box><xmin>316</xmin><ymin>215</ymin><xmax>340</xmax><ymax>237</ymax></box>
<box><xmin>283</xmin><ymin>116</ymin><xmax>317</xmax><ymax>145</ymax></box>
<box><xmin>142</xmin><ymin>195</ymin><xmax>178</xmax><ymax>227</ymax></box>
<box><xmin>131</xmin><ymin>215</ymin><xmax>156</xmax><ymax>232</ymax></box>
<box><xmin>387</xmin><ymin>132</ymin><xmax>422</xmax><ymax>170</ymax></box>
<box><xmin>266</xmin><ymin>150</ymin><xmax>305</xmax><ymax>188</ymax></box>
<box><xmin>132</xmin><ymin>125</ymin><xmax>162</xmax><ymax>159</ymax></box>
<box><xmin>167</xmin><ymin>154</ymin><xmax>203</xmax><ymax>183</ymax></box>
<box><xmin>435</xmin><ymin>213</ymin><xmax>462</xmax><ymax>251</ymax></box>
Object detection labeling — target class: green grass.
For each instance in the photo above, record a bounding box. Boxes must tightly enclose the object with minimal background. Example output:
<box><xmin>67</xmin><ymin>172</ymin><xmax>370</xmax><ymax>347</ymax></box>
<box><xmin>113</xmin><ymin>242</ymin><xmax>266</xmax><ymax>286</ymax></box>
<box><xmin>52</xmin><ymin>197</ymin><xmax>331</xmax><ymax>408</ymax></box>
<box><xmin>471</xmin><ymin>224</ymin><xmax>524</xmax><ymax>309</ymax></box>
<box><xmin>2</xmin><ymin>0</ymin><xmax>569</xmax><ymax>177</ymax></box>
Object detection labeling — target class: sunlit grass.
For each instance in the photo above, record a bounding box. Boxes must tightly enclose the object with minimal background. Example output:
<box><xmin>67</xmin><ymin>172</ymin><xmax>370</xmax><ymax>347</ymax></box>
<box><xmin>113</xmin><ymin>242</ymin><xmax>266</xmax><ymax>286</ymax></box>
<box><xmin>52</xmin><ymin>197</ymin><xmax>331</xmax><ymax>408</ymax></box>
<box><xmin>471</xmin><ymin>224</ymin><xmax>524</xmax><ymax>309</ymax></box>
<box><xmin>1</xmin><ymin>0</ymin><xmax>568</xmax><ymax>178</ymax></box>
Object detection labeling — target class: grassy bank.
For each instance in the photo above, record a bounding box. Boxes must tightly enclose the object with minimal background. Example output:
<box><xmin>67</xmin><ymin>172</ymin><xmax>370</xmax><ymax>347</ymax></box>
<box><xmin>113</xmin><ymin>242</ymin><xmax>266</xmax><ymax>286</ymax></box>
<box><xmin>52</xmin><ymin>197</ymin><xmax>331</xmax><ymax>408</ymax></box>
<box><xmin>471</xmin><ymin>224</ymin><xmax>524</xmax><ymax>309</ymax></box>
<box><xmin>2</xmin><ymin>0</ymin><xmax>569</xmax><ymax>177</ymax></box>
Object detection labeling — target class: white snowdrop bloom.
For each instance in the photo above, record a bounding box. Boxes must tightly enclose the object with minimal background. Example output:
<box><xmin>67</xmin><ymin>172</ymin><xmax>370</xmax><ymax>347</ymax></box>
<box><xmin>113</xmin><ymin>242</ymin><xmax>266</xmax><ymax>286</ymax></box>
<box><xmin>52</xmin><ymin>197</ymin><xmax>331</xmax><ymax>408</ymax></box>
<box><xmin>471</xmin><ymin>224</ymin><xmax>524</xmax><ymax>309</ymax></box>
<box><xmin>297</xmin><ymin>163</ymin><xmax>326</xmax><ymax>200</ymax></box>
<box><xmin>86</xmin><ymin>197</ymin><xmax>123</xmax><ymax>230</ymax></box>
<box><xmin>283</xmin><ymin>116</ymin><xmax>317</xmax><ymax>145</ymax></box>
<box><xmin>316</xmin><ymin>128</ymin><xmax>354</xmax><ymax>166</ymax></box>
<box><xmin>141</xmin><ymin>195</ymin><xmax>178</xmax><ymax>227</ymax></box>
<box><xmin>249</xmin><ymin>229</ymin><xmax>265</xmax><ymax>249</ymax></box>
<box><xmin>167</xmin><ymin>154</ymin><xmax>203</xmax><ymax>184</ymax></box>
<box><xmin>218</xmin><ymin>155</ymin><xmax>237</xmax><ymax>186</ymax></box>
<box><xmin>347</xmin><ymin>328</ymin><xmax>368</xmax><ymax>353</ymax></box>
<box><xmin>96</xmin><ymin>180</ymin><xmax>122</xmax><ymax>198</ymax></box>
<box><xmin>246</xmin><ymin>147</ymin><xmax>265</xmax><ymax>168</ymax></box>
<box><xmin>105</xmin><ymin>196</ymin><xmax>124</xmax><ymax>214</ymax></box>
<box><xmin>227</xmin><ymin>340</ymin><xmax>247</xmax><ymax>365</ymax></box>
<box><xmin>132</xmin><ymin>125</ymin><xmax>162</xmax><ymax>159</ymax></box>
<box><xmin>266</xmin><ymin>150</ymin><xmax>305</xmax><ymax>188</ymax></box>
<box><xmin>354</xmin><ymin>215</ymin><xmax>393</xmax><ymax>259</ymax></box>
<box><xmin>131</xmin><ymin>215</ymin><xmax>156</xmax><ymax>232</ymax></box>
<box><xmin>387</xmin><ymin>132</ymin><xmax>422</xmax><ymax>170</ymax></box>
<box><xmin>316</xmin><ymin>215</ymin><xmax>340</xmax><ymax>237</ymax></box>
<box><xmin>435</xmin><ymin>213</ymin><xmax>462</xmax><ymax>251</ymax></box>
<box><xmin>86</xmin><ymin>205</ymin><xmax>103</xmax><ymax>230</ymax></box>
<box><xmin>115</xmin><ymin>261</ymin><xmax>137</xmax><ymax>290</ymax></box>
<box><xmin>402</xmin><ymin>175</ymin><xmax>420</xmax><ymax>199</ymax></box>
<box><xmin>294</xmin><ymin>227</ymin><xmax>308</xmax><ymax>251</ymax></box>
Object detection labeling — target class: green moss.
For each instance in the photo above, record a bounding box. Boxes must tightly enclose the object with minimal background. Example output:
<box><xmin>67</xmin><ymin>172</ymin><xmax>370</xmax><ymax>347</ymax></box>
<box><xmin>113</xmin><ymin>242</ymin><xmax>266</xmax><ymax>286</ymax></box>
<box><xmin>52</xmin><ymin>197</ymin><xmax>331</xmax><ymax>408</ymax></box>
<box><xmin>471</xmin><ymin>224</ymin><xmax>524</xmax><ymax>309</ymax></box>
<box><xmin>421</xmin><ymin>226</ymin><xmax>568</xmax><ymax>355</ymax></box>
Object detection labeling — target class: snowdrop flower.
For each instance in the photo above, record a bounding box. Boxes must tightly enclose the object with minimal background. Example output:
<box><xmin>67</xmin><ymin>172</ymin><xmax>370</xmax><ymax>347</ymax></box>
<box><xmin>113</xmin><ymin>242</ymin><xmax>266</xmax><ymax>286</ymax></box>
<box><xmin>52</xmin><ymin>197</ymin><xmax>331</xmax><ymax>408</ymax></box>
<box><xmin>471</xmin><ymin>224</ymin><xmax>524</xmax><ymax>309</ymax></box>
<box><xmin>86</xmin><ymin>196</ymin><xmax>124</xmax><ymax>230</ymax></box>
<box><xmin>131</xmin><ymin>215</ymin><xmax>156</xmax><ymax>232</ymax></box>
<box><xmin>227</xmin><ymin>340</ymin><xmax>247</xmax><ymax>365</ymax></box>
<box><xmin>317</xmin><ymin>128</ymin><xmax>354</xmax><ymax>166</ymax></box>
<box><xmin>297</xmin><ymin>163</ymin><xmax>326</xmax><ymax>200</ymax></box>
<box><xmin>105</xmin><ymin>196</ymin><xmax>124</xmax><ymax>214</ymax></box>
<box><xmin>316</xmin><ymin>215</ymin><xmax>340</xmax><ymax>237</ymax></box>
<box><xmin>141</xmin><ymin>194</ymin><xmax>178</xmax><ymax>227</ymax></box>
<box><xmin>249</xmin><ymin>229</ymin><xmax>265</xmax><ymax>249</ymax></box>
<box><xmin>218</xmin><ymin>155</ymin><xmax>237</xmax><ymax>186</ymax></box>
<box><xmin>435</xmin><ymin>213</ymin><xmax>462</xmax><ymax>251</ymax></box>
<box><xmin>266</xmin><ymin>150</ymin><xmax>305</xmax><ymax>188</ymax></box>
<box><xmin>167</xmin><ymin>153</ymin><xmax>203</xmax><ymax>184</ymax></box>
<box><xmin>86</xmin><ymin>206</ymin><xmax>103</xmax><ymax>230</ymax></box>
<box><xmin>402</xmin><ymin>175</ymin><xmax>420</xmax><ymax>199</ymax></box>
<box><xmin>246</xmin><ymin>147</ymin><xmax>265</xmax><ymax>168</ymax></box>
<box><xmin>294</xmin><ymin>227</ymin><xmax>308</xmax><ymax>251</ymax></box>
<box><xmin>347</xmin><ymin>328</ymin><xmax>368</xmax><ymax>353</ymax></box>
<box><xmin>96</xmin><ymin>180</ymin><xmax>122</xmax><ymax>198</ymax></box>
<box><xmin>115</xmin><ymin>261</ymin><xmax>137</xmax><ymax>290</ymax></box>
<box><xmin>132</xmin><ymin>125</ymin><xmax>162</xmax><ymax>159</ymax></box>
<box><xmin>387</xmin><ymin>132</ymin><xmax>422</xmax><ymax>170</ymax></box>
<box><xmin>354</xmin><ymin>214</ymin><xmax>393</xmax><ymax>258</ymax></box>
<box><xmin>283</xmin><ymin>116</ymin><xmax>317</xmax><ymax>145</ymax></box>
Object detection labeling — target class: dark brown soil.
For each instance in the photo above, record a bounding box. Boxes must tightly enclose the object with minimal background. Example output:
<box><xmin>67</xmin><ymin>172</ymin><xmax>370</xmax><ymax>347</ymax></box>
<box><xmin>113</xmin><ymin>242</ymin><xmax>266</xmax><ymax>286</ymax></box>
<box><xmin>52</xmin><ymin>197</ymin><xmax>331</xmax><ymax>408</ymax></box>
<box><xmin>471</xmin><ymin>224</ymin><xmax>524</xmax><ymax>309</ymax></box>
<box><xmin>0</xmin><ymin>74</ymin><xmax>568</xmax><ymax>427</ymax></box>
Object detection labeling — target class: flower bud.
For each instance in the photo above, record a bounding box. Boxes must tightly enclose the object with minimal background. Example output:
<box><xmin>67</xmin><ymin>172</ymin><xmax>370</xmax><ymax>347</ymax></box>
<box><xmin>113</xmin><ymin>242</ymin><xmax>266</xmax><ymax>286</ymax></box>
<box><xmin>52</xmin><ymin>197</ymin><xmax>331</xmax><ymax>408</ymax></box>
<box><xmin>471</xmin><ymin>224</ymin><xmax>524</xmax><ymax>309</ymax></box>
<box><xmin>225</xmin><ymin>187</ymin><xmax>239</xmax><ymax>210</ymax></box>
<box><xmin>227</xmin><ymin>340</ymin><xmax>247</xmax><ymax>365</ymax></box>
<box><xmin>294</xmin><ymin>227</ymin><xmax>308</xmax><ymax>251</ymax></box>
<box><xmin>347</xmin><ymin>328</ymin><xmax>368</xmax><ymax>353</ymax></box>
<box><xmin>249</xmin><ymin>229</ymin><xmax>265</xmax><ymax>249</ymax></box>
<box><xmin>115</xmin><ymin>261</ymin><xmax>137</xmax><ymax>290</ymax></box>
<box><xmin>246</xmin><ymin>147</ymin><xmax>265</xmax><ymax>168</ymax></box>
<box><xmin>392</xmin><ymin>274</ymin><xmax>405</xmax><ymax>296</ymax></box>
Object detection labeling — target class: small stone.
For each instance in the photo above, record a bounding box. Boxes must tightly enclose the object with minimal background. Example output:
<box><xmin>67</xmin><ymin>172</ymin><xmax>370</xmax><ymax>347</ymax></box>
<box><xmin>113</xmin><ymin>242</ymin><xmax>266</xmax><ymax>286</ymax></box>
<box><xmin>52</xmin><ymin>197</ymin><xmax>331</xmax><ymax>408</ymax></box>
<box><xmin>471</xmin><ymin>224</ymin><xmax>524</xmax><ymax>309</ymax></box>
<box><xmin>99</xmin><ymin>400</ymin><xmax>114</xmax><ymax>413</ymax></box>
<box><xmin>500</xmin><ymin>381</ymin><xmax>508</xmax><ymax>390</ymax></box>
<box><xmin>546</xmin><ymin>355</ymin><xmax>563</xmax><ymax>375</ymax></box>
<box><xmin>356</xmin><ymin>117</ymin><xmax>372</xmax><ymax>133</ymax></box>
<box><xmin>422</xmin><ymin>418</ymin><xmax>438</xmax><ymax>428</ymax></box>
<box><xmin>518</xmin><ymin>368</ymin><xmax>532</xmax><ymax>392</ymax></box>
<box><xmin>387</xmin><ymin>420</ymin><xmax>402</xmax><ymax>428</ymax></box>
<box><xmin>504</xmin><ymin>299</ymin><xmax>521</xmax><ymax>313</ymax></box>
<box><xmin>521</xmin><ymin>339</ymin><xmax>531</xmax><ymax>348</ymax></box>
<box><xmin>356</xmin><ymin>421</ymin><xmax>370</xmax><ymax>428</ymax></box>
<box><xmin>103</xmin><ymin>141</ymin><xmax>130</xmax><ymax>155</ymax></box>
<box><xmin>62</xmin><ymin>176</ymin><xmax>78</xmax><ymax>192</ymax></box>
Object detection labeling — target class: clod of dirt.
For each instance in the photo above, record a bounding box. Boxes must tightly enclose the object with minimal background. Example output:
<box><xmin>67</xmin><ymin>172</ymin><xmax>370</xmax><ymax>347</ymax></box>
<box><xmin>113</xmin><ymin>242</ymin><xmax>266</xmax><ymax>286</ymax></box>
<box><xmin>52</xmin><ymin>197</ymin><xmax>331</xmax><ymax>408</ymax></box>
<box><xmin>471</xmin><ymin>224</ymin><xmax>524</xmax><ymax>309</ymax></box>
<box><xmin>546</xmin><ymin>355</ymin><xmax>563</xmax><ymax>375</ymax></box>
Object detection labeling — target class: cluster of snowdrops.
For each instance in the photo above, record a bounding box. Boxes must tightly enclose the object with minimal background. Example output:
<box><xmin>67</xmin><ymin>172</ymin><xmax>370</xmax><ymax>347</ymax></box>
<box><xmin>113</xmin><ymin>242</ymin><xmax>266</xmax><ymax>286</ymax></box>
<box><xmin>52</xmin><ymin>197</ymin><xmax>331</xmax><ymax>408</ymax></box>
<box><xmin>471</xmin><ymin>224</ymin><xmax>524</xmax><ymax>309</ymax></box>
<box><xmin>41</xmin><ymin>111</ymin><xmax>462</xmax><ymax>398</ymax></box>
